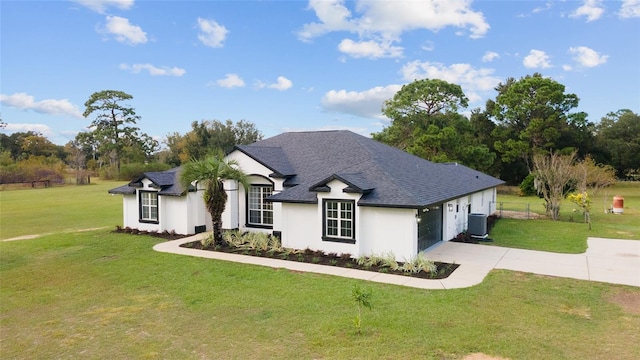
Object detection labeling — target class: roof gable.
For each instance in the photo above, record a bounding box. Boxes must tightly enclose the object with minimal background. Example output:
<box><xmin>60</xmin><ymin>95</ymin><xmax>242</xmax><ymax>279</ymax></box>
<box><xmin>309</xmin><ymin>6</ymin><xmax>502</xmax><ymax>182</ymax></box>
<box><xmin>309</xmin><ymin>172</ymin><xmax>375</xmax><ymax>194</ymax></box>
<box><xmin>234</xmin><ymin>145</ymin><xmax>296</xmax><ymax>178</ymax></box>
<box><xmin>108</xmin><ymin>167</ymin><xmax>190</xmax><ymax>196</ymax></box>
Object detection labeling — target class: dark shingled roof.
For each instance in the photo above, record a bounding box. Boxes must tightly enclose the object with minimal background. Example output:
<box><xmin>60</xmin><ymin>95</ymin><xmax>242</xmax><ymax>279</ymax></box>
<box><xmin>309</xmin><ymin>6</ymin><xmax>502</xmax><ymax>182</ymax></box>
<box><xmin>233</xmin><ymin>130</ymin><xmax>504</xmax><ymax>208</ymax></box>
<box><xmin>108</xmin><ymin>167</ymin><xmax>191</xmax><ymax>196</ymax></box>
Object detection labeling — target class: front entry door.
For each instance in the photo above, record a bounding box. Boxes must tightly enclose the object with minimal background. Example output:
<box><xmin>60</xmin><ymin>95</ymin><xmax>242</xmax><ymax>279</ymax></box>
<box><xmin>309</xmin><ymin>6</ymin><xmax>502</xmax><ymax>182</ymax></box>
<box><xmin>417</xmin><ymin>205</ymin><xmax>443</xmax><ymax>251</ymax></box>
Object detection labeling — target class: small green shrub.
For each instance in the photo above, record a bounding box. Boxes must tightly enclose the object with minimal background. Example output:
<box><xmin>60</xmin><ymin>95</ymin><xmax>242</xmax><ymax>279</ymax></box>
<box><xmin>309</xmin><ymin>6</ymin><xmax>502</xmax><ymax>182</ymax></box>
<box><xmin>365</xmin><ymin>254</ymin><xmax>384</xmax><ymax>268</ymax></box>
<box><xmin>201</xmin><ymin>234</ymin><xmax>215</xmax><ymax>248</ymax></box>
<box><xmin>519</xmin><ymin>173</ymin><xmax>537</xmax><ymax>196</ymax></box>
<box><xmin>351</xmin><ymin>284</ymin><xmax>373</xmax><ymax>335</ymax></box>
<box><xmin>222</xmin><ymin>230</ymin><xmax>245</xmax><ymax>248</ymax></box>
<box><xmin>247</xmin><ymin>232</ymin><xmax>269</xmax><ymax>251</ymax></box>
<box><xmin>268</xmin><ymin>235</ymin><xmax>282</xmax><ymax>252</ymax></box>
<box><xmin>380</xmin><ymin>252</ymin><xmax>399</xmax><ymax>271</ymax></box>
<box><xmin>356</xmin><ymin>255</ymin><xmax>369</xmax><ymax>266</ymax></box>
<box><xmin>401</xmin><ymin>253</ymin><xmax>436</xmax><ymax>274</ymax></box>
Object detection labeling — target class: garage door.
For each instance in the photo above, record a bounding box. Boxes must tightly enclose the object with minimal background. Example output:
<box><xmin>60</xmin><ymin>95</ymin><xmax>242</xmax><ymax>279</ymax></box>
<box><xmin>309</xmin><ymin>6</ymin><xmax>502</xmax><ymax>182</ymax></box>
<box><xmin>417</xmin><ymin>205</ymin><xmax>443</xmax><ymax>252</ymax></box>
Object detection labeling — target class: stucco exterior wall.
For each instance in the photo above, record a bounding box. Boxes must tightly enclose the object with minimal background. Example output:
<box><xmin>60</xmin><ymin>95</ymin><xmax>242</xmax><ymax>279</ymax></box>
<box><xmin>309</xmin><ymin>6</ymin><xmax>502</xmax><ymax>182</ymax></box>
<box><xmin>359</xmin><ymin>206</ymin><xmax>416</xmax><ymax>261</ymax></box>
<box><xmin>280</xmin><ymin>202</ymin><xmax>324</xmax><ymax>250</ymax></box>
<box><xmin>223</xmin><ymin>150</ymin><xmax>285</xmax><ymax>233</ymax></box>
<box><xmin>470</xmin><ymin>188</ymin><xmax>497</xmax><ymax>215</ymax></box>
<box><xmin>442</xmin><ymin>188</ymin><xmax>498</xmax><ymax>241</ymax></box>
<box><xmin>120</xmin><ymin>179</ymin><xmax>210</xmax><ymax>235</ymax></box>
<box><xmin>122</xmin><ymin>194</ymin><xmax>137</xmax><ymax>228</ymax></box>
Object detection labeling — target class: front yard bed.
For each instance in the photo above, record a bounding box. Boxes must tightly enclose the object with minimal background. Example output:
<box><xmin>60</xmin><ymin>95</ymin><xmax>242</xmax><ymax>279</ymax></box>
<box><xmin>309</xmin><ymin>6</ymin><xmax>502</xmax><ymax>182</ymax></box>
<box><xmin>180</xmin><ymin>231</ymin><xmax>459</xmax><ymax>280</ymax></box>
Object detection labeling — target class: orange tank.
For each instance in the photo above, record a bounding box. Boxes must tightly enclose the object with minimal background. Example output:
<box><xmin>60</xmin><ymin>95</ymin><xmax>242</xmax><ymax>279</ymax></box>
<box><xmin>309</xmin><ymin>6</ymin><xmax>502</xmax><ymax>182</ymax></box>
<box><xmin>612</xmin><ymin>196</ymin><xmax>624</xmax><ymax>214</ymax></box>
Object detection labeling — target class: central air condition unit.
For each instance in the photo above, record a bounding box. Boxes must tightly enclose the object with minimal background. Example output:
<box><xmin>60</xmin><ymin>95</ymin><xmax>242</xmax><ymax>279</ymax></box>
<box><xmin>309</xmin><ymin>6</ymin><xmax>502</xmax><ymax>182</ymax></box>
<box><xmin>468</xmin><ymin>213</ymin><xmax>488</xmax><ymax>240</ymax></box>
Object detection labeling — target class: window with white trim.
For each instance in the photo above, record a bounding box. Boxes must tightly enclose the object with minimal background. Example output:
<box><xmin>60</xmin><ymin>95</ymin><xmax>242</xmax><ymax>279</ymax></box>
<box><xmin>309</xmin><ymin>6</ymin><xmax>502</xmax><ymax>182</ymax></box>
<box><xmin>323</xmin><ymin>199</ymin><xmax>355</xmax><ymax>243</ymax></box>
<box><xmin>248</xmin><ymin>185</ymin><xmax>273</xmax><ymax>227</ymax></box>
<box><xmin>140</xmin><ymin>191</ymin><xmax>158</xmax><ymax>222</ymax></box>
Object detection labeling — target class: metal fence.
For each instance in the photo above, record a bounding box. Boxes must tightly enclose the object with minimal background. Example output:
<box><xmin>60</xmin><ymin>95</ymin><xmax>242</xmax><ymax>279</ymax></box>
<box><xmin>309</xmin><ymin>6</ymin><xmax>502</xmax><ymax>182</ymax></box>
<box><xmin>492</xmin><ymin>201</ymin><xmax>533</xmax><ymax>219</ymax></box>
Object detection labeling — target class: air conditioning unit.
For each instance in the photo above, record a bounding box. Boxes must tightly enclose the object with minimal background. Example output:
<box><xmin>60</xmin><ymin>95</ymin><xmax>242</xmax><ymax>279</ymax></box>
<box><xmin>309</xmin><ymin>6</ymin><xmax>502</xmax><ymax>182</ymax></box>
<box><xmin>468</xmin><ymin>213</ymin><xmax>487</xmax><ymax>238</ymax></box>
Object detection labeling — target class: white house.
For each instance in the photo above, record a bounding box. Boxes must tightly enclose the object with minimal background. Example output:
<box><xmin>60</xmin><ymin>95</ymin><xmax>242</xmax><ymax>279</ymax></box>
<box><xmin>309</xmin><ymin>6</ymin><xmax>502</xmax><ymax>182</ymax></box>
<box><xmin>109</xmin><ymin>130</ymin><xmax>503</xmax><ymax>260</ymax></box>
<box><xmin>108</xmin><ymin>167</ymin><xmax>211</xmax><ymax>235</ymax></box>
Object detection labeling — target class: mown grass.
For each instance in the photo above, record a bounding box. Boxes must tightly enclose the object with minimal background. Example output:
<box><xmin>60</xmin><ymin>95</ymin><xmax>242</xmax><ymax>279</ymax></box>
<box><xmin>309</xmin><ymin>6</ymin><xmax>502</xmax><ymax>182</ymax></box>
<box><xmin>0</xmin><ymin>180</ymin><xmax>125</xmax><ymax>240</ymax></box>
<box><xmin>1</xmin><ymin>231</ymin><xmax>639</xmax><ymax>359</ymax></box>
<box><xmin>490</xmin><ymin>182</ymin><xmax>640</xmax><ymax>253</ymax></box>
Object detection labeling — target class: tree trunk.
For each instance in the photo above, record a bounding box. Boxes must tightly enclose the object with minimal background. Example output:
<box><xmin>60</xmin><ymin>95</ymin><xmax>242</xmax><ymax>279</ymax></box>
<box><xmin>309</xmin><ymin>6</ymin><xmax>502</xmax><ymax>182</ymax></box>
<box><xmin>207</xmin><ymin>181</ymin><xmax>228</xmax><ymax>246</ymax></box>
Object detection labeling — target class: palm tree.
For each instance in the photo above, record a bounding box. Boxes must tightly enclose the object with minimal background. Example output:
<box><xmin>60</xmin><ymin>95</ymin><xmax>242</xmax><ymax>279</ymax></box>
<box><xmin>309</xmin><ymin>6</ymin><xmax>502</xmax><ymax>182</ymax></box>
<box><xmin>180</xmin><ymin>150</ymin><xmax>248</xmax><ymax>245</ymax></box>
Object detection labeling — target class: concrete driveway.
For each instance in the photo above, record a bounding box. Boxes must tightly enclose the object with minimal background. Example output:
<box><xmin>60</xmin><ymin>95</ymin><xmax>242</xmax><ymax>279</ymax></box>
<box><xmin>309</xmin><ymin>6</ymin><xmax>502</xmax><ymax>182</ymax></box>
<box><xmin>426</xmin><ymin>237</ymin><xmax>640</xmax><ymax>288</ymax></box>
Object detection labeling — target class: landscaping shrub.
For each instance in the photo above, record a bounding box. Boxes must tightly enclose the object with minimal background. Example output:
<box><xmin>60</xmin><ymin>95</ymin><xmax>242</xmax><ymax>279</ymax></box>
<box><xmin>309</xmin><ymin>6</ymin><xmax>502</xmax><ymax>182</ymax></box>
<box><xmin>519</xmin><ymin>173</ymin><xmax>537</xmax><ymax>196</ymax></box>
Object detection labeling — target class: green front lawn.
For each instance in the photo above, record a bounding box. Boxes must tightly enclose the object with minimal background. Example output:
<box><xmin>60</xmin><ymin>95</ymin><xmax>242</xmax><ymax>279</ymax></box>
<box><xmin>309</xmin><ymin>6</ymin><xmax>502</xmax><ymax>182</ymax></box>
<box><xmin>0</xmin><ymin>180</ymin><xmax>125</xmax><ymax>240</ymax></box>
<box><xmin>2</xmin><ymin>231</ymin><xmax>639</xmax><ymax>359</ymax></box>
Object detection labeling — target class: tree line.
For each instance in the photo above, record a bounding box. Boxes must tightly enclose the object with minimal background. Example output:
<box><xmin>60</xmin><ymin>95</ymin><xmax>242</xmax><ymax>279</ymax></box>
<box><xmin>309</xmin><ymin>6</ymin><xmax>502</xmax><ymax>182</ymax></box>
<box><xmin>0</xmin><ymin>90</ymin><xmax>262</xmax><ymax>184</ymax></box>
<box><xmin>374</xmin><ymin>73</ymin><xmax>639</xmax><ymax>185</ymax></box>
<box><xmin>1</xmin><ymin>76</ymin><xmax>638</xmax><ymax>191</ymax></box>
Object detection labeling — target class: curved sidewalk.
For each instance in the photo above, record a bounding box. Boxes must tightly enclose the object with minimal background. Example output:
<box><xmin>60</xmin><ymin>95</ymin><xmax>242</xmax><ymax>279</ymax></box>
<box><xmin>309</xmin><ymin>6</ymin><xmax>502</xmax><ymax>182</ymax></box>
<box><xmin>153</xmin><ymin>236</ymin><xmax>640</xmax><ymax>289</ymax></box>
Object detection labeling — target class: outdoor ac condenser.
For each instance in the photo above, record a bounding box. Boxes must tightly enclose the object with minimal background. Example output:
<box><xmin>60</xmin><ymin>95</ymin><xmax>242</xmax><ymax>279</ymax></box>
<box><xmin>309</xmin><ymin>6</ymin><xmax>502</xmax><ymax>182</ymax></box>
<box><xmin>468</xmin><ymin>213</ymin><xmax>488</xmax><ymax>238</ymax></box>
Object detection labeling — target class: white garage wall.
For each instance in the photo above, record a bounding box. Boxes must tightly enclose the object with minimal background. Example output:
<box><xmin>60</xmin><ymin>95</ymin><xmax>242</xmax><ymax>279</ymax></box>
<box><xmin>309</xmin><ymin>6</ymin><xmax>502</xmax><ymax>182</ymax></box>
<box><xmin>359</xmin><ymin>206</ymin><xmax>416</xmax><ymax>261</ymax></box>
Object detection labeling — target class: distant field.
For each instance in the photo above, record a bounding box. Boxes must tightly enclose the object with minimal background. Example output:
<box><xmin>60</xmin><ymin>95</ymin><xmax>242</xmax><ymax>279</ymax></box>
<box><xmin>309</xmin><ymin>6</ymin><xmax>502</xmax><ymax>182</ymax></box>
<box><xmin>0</xmin><ymin>180</ymin><xmax>126</xmax><ymax>240</ymax></box>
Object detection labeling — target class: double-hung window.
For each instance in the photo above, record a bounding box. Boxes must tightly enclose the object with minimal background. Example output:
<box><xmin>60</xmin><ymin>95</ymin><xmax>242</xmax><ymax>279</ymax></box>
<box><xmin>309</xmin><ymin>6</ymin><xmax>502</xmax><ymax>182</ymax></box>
<box><xmin>323</xmin><ymin>199</ymin><xmax>355</xmax><ymax>243</ymax></box>
<box><xmin>140</xmin><ymin>191</ymin><xmax>158</xmax><ymax>223</ymax></box>
<box><xmin>247</xmin><ymin>185</ymin><xmax>273</xmax><ymax>227</ymax></box>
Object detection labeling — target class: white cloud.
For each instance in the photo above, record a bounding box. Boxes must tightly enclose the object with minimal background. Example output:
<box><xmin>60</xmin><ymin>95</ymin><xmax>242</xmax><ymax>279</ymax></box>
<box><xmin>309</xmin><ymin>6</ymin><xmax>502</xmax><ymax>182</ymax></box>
<box><xmin>568</xmin><ymin>46</ymin><xmax>608</xmax><ymax>67</ymax></box>
<box><xmin>321</xmin><ymin>85</ymin><xmax>401</xmax><ymax>119</ymax></box>
<box><xmin>102</xmin><ymin>16</ymin><xmax>147</xmax><ymax>45</ymax></box>
<box><xmin>532</xmin><ymin>2</ymin><xmax>553</xmax><ymax>14</ymax></box>
<box><xmin>256</xmin><ymin>77</ymin><xmax>293</xmax><ymax>91</ymax></box>
<box><xmin>482</xmin><ymin>51</ymin><xmax>500</xmax><ymax>62</ymax></box>
<box><xmin>523</xmin><ymin>49</ymin><xmax>552</xmax><ymax>69</ymax></box>
<box><xmin>3</xmin><ymin>123</ymin><xmax>56</xmax><ymax>138</ymax></box>
<box><xmin>620</xmin><ymin>0</ymin><xmax>640</xmax><ymax>18</ymax></box>
<box><xmin>400</xmin><ymin>60</ymin><xmax>501</xmax><ymax>102</ymax></box>
<box><xmin>570</xmin><ymin>0</ymin><xmax>605</xmax><ymax>22</ymax></box>
<box><xmin>297</xmin><ymin>0</ymin><xmax>357</xmax><ymax>41</ymax></box>
<box><xmin>73</xmin><ymin>0</ymin><xmax>134</xmax><ymax>14</ymax></box>
<box><xmin>298</xmin><ymin>0</ymin><xmax>489</xmax><ymax>59</ymax></box>
<box><xmin>197</xmin><ymin>18</ymin><xmax>228</xmax><ymax>48</ymax></box>
<box><xmin>0</xmin><ymin>93</ymin><xmax>83</xmax><ymax>118</ymax></box>
<box><xmin>421</xmin><ymin>41</ymin><xmax>435</xmax><ymax>51</ymax></box>
<box><xmin>337</xmin><ymin>39</ymin><xmax>403</xmax><ymax>59</ymax></box>
<box><xmin>268</xmin><ymin>76</ymin><xmax>293</xmax><ymax>91</ymax></box>
<box><xmin>119</xmin><ymin>63</ymin><xmax>186</xmax><ymax>76</ymax></box>
<box><xmin>216</xmin><ymin>74</ymin><xmax>245</xmax><ymax>88</ymax></box>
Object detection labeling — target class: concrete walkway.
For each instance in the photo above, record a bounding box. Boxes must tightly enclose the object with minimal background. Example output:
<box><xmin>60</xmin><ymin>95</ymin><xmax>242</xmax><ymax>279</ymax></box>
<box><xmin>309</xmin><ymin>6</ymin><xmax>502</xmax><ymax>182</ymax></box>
<box><xmin>153</xmin><ymin>235</ymin><xmax>640</xmax><ymax>289</ymax></box>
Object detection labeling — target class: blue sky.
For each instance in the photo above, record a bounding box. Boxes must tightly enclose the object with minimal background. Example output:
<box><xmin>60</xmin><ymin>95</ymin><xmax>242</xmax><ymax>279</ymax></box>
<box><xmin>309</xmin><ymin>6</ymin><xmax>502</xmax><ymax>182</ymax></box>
<box><xmin>1</xmin><ymin>0</ymin><xmax>639</xmax><ymax>146</ymax></box>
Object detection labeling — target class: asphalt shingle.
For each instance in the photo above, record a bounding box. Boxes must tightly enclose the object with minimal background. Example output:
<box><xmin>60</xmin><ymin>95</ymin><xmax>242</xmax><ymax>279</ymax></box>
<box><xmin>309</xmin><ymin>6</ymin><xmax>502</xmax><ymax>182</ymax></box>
<box><xmin>233</xmin><ymin>130</ymin><xmax>504</xmax><ymax>208</ymax></box>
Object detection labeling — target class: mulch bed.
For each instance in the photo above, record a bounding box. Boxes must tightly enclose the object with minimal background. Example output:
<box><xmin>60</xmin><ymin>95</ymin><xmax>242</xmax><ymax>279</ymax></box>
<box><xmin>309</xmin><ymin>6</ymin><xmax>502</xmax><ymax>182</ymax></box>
<box><xmin>451</xmin><ymin>215</ymin><xmax>498</xmax><ymax>244</ymax></box>
<box><xmin>113</xmin><ymin>225</ymin><xmax>460</xmax><ymax>279</ymax></box>
<box><xmin>180</xmin><ymin>240</ymin><xmax>459</xmax><ymax>280</ymax></box>
<box><xmin>113</xmin><ymin>226</ymin><xmax>189</xmax><ymax>240</ymax></box>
